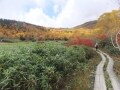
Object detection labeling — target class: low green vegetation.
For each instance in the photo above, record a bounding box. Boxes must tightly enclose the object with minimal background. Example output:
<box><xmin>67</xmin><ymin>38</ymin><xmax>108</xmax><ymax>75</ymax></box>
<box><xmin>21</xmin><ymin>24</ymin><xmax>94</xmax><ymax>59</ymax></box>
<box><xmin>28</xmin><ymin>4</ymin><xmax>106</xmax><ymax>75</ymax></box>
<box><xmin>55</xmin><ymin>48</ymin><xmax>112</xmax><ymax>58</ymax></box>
<box><xmin>104</xmin><ymin>56</ymin><xmax>113</xmax><ymax>90</ymax></box>
<box><xmin>0</xmin><ymin>41</ymin><xmax>98</xmax><ymax>90</ymax></box>
<box><xmin>65</xmin><ymin>51</ymin><xmax>99</xmax><ymax>90</ymax></box>
<box><xmin>98</xmin><ymin>37</ymin><xmax>120</xmax><ymax>56</ymax></box>
<box><xmin>105</xmin><ymin>46</ymin><xmax>120</xmax><ymax>56</ymax></box>
<box><xmin>113</xmin><ymin>57</ymin><xmax>120</xmax><ymax>79</ymax></box>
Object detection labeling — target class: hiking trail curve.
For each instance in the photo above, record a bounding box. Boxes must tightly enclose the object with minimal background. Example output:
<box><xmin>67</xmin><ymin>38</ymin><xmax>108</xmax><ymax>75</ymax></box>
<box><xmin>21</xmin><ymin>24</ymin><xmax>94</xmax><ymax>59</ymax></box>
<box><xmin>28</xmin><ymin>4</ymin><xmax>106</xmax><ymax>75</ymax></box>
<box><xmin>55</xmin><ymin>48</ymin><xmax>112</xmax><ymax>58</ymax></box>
<box><xmin>94</xmin><ymin>50</ymin><xmax>120</xmax><ymax>90</ymax></box>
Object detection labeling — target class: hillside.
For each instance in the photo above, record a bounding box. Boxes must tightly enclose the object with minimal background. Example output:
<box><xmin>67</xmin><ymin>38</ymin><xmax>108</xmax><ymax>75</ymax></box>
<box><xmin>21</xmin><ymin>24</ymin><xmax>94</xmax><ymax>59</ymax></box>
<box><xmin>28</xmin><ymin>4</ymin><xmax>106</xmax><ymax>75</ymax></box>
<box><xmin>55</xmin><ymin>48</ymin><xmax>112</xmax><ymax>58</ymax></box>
<box><xmin>74</xmin><ymin>20</ymin><xmax>97</xmax><ymax>29</ymax></box>
<box><xmin>0</xmin><ymin>19</ymin><xmax>73</xmax><ymax>41</ymax></box>
<box><xmin>0</xmin><ymin>19</ymin><xmax>47</xmax><ymax>31</ymax></box>
<box><xmin>0</xmin><ymin>19</ymin><xmax>49</xmax><ymax>41</ymax></box>
<box><xmin>96</xmin><ymin>10</ymin><xmax>120</xmax><ymax>35</ymax></box>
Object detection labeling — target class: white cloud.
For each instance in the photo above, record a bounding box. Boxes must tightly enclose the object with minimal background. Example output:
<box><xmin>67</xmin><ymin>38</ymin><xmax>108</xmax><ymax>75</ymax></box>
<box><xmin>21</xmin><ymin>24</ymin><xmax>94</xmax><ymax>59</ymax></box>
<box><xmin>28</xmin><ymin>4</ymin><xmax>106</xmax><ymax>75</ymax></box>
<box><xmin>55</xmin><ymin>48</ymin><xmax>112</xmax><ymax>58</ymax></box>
<box><xmin>31</xmin><ymin>0</ymin><xmax>49</xmax><ymax>9</ymax></box>
<box><xmin>55</xmin><ymin>0</ymin><xmax>82</xmax><ymax>27</ymax></box>
<box><xmin>0</xmin><ymin>0</ymin><xmax>33</xmax><ymax>20</ymax></box>
<box><xmin>53</xmin><ymin>5</ymin><xmax>60</xmax><ymax>14</ymax></box>
<box><xmin>0</xmin><ymin>0</ymin><xmax>119</xmax><ymax>28</ymax></box>
<box><xmin>24</xmin><ymin>8</ymin><xmax>55</xmax><ymax>27</ymax></box>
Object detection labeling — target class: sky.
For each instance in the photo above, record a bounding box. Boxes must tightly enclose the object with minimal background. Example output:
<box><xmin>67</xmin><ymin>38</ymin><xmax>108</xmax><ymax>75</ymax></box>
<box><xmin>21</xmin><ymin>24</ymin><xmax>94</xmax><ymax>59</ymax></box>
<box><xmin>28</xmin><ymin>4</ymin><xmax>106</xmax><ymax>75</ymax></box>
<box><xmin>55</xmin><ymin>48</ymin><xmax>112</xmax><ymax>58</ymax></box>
<box><xmin>0</xmin><ymin>0</ymin><xmax>119</xmax><ymax>28</ymax></box>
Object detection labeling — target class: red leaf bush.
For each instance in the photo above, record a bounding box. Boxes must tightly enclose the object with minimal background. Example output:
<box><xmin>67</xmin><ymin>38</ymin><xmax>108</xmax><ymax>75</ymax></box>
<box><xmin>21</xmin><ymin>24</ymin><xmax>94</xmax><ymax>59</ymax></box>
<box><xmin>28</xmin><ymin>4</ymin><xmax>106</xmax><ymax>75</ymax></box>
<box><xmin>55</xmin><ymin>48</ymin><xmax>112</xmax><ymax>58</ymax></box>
<box><xmin>69</xmin><ymin>37</ymin><xmax>94</xmax><ymax>47</ymax></box>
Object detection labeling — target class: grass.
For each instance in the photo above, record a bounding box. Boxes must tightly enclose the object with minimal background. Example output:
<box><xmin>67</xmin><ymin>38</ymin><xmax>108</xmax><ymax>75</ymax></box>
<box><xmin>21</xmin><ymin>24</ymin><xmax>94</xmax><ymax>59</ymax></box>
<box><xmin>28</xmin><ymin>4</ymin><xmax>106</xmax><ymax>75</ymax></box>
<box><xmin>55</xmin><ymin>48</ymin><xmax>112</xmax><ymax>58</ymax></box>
<box><xmin>104</xmin><ymin>55</ymin><xmax>113</xmax><ymax>90</ymax></box>
<box><xmin>112</xmin><ymin>56</ymin><xmax>120</xmax><ymax>79</ymax></box>
<box><xmin>64</xmin><ymin>51</ymin><xmax>100</xmax><ymax>90</ymax></box>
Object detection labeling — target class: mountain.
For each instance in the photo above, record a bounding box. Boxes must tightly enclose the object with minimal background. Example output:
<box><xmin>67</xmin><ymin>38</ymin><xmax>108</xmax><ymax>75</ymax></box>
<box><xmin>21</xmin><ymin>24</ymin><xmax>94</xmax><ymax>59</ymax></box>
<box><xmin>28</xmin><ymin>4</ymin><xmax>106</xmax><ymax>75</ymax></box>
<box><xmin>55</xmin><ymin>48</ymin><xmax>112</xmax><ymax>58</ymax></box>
<box><xmin>74</xmin><ymin>20</ymin><xmax>97</xmax><ymax>29</ymax></box>
<box><xmin>0</xmin><ymin>19</ymin><xmax>47</xmax><ymax>31</ymax></box>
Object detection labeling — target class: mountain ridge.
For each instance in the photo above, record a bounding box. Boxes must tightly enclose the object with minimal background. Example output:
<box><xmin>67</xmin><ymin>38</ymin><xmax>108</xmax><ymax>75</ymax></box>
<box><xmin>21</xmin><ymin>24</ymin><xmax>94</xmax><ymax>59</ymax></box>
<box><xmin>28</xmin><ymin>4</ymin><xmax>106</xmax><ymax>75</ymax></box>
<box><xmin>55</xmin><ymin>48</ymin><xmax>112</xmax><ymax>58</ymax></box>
<box><xmin>74</xmin><ymin>20</ymin><xmax>97</xmax><ymax>29</ymax></box>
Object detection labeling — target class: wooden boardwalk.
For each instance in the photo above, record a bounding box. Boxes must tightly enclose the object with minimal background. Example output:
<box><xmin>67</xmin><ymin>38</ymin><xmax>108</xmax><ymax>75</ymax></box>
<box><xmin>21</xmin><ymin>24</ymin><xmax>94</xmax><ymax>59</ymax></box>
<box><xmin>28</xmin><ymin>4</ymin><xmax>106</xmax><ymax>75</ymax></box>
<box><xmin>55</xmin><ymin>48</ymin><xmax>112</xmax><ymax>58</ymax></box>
<box><xmin>94</xmin><ymin>50</ymin><xmax>120</xmax><ymax>90</ymax></box>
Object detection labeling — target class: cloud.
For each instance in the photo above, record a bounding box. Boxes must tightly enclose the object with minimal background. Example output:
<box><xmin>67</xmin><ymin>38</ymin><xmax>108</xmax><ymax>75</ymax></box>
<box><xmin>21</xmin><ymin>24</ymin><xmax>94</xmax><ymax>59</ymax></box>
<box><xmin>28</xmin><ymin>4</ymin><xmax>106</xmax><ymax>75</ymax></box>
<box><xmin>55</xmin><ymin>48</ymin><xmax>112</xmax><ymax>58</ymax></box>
<box><xmin>0</xmin><ymin>0</ymin><xmax>119</xmax><ymax>28</ymax></box>
<box><xmin>52</xmin><ymin>0</ymin><xmax>68</xmax><ymax>14</ymax></box>
<box><xmin>24</xmin><ymin>8</ymin><xmax>55</xmax><ymax>27</ymax></box>
<box><xmin>0</xmin><ymin>0</ymin><xmax>34</xmax><ymax>20</ymax></box>
<box><xmin>53</xmin><ymin>5</ymin><xmax>60</xmax><ymax>14</ymax></box>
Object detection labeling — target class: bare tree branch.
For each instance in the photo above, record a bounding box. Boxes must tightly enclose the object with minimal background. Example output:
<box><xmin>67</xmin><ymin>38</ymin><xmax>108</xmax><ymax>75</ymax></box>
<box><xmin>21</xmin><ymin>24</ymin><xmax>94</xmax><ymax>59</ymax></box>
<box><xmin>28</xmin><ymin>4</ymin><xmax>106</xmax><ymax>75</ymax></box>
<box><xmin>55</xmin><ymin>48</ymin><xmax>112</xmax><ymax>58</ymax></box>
<box><xmin>111</xmin><ymin>30</ymin><xmax>120</xmax><ymax>51</ymax></box>
<box><xmin>115</xmin><ymin>30</ymin><xmax>120</xmax><ymax>50</ymax></box>
<box><xmin>111</xmin><ymin>35</ymin><xmax>118</xmax><ymax>48</ymax></box>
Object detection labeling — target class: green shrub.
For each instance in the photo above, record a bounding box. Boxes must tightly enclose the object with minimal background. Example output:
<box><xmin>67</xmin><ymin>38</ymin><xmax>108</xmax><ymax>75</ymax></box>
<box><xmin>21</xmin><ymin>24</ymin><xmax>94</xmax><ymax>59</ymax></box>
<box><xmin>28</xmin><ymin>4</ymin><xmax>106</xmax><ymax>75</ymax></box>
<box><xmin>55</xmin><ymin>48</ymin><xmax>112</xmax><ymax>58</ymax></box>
<box><xmin>83</xmin><ymin>46</ymin><xmax>96</xmax><ymax>59</ymax></box>
<box><xmin>0</xmin><ymin>42</ymin><xmax>95</xmax><ymax>90</ymax></box>
<box><xmin>105</xmin><ymin>46</ymin><xmax>120</xmax><ymax>56</ymax></box>
<box><xmin>98</xmin><ymin>38</ymin><xmax>112</xmax><ymax>48</ymax></box>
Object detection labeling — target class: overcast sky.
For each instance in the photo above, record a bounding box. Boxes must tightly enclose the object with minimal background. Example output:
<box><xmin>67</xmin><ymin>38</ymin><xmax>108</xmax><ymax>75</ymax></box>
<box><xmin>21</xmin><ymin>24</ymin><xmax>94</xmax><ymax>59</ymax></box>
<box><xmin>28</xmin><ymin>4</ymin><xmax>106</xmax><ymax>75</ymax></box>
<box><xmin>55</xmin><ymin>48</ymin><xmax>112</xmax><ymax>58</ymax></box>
<box><xmin>0</xmin><ymin>0</ymin><xmax>119</xmax><ymax>27</ymax></box>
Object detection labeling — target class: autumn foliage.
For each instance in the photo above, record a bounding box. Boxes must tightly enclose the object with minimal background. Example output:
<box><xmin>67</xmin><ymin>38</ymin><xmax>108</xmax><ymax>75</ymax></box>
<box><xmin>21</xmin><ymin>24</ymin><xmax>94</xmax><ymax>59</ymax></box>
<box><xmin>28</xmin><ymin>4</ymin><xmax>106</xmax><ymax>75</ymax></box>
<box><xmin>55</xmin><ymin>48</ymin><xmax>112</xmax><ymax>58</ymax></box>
<box><xmin>96</xmin><ymin>34</ymin><xmax>108</xmax><ymax>40</ymax></box>
<box><xmin>0</xmin><ymin>10</ymin><xmax>120</xmax><ymax>43</ymax></box>
<box><xmin>69</xmin><ymin>37</ymin><xmax>94</xmax><ymax>47</ymax></box>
